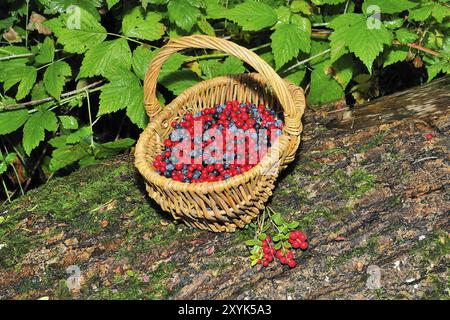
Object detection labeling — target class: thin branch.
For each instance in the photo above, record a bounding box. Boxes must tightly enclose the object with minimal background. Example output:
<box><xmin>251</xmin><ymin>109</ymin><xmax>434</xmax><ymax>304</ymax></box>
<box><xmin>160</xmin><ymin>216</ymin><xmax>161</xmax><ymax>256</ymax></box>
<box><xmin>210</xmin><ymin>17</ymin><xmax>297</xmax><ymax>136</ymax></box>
<box><xmin>281</xmin><ymin>49</ymin><xmax>331</xmax><ymax>74</ymax></box>
<box><xmin>0</xmin><ymin>81</ymin><xmax>104</xmax><ymax>111</ymax></box>
<box><xmin>393</xmin><ymin>40</ymin><xmax>441</xmax><ymax>57</ymax></box>
<box><xmin>0</xmin><ymin>53</ymin><xmax>34</xmax><ymax>61</ymax></box>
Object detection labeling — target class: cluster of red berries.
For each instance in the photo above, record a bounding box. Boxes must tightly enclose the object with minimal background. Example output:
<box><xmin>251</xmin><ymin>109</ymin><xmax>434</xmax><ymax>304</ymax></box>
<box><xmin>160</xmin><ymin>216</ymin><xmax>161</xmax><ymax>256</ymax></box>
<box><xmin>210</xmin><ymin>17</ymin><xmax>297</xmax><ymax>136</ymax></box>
<box><xmin>152</xmin><ymin>100</ymin><xmax>284</xmax><ymax>183</ymax></box>
<box><xmin>257</xmin><ymin>231</ymin><xmax>308</xmax><ymax>269</ymax></box>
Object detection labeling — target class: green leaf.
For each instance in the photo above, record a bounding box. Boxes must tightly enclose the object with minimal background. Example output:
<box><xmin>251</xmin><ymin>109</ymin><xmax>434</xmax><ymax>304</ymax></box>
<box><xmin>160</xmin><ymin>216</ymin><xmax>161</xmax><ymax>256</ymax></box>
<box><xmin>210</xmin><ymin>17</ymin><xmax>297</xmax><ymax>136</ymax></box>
<box><xmin>0</xmin><ymin>65</ymin><xmax>37</xmax><ymax>100</ymax></box>
<box><xmin>362</xmin><ymin>0</ymin><xmax>417</xmax><ymax>15</ymax></box>
<box><xmin>23</xmin><ymin>110</ymin><xmax>58</xmax><ymax>155</ymax></box>
<box><xmin>122</xmin><ymin>7</ymin><xmax>165</xmax><ymax>41</ymax></box>
<box><xmin>35</xmin><ymin>37</ymin><xmax>55</xmax><ymax>65</ymax></box>
<box><xmin>329</xmin><ymin>13</ymin><xmax>393</xmax><ymax>72</ymax></box>
<box><xmin>288</xmin><ymin>221</ymin><xmax>299</xmax><ymax>229</ymax></box>
<box><xmin>258</xmin><ymin>233</ymin><xmax>267</xmax><ymax>241</ymax></box>
<box><xmin>426</xmin><ymin>59</ymin><xmax>450</xmax><ymax>82</ymax></box>
<box><xmin>284</xmin><ymin>69</ymin><xmax>306</xmax><ymax>85</ymax></box>
<box><xmin>408</xmin><ymin>4</ymin><xmax>433</xmax><ymax>22</ymax></box>
<box><xmin>38</xmin><ymin>0</ymin><xmax>101</xmax><ymax>19</ymax></box>
<box><xmin>44</xmin><ymin>8</ymin><xmax>107</xmax><ymax>53</ymax></box>
<box><xmin>245</xmin><ymin>239</ymin><xmax>259</xmax><ymax>246</ymax></box>
<box><xmin>197</xmin><ymin>16</ymin><xmax>216</xmax><ymax>36</ymax></box>
<box><xmin>49</xmin><ymin>144</ymin><xmax>89</xmax><ymax>172</ymax></box>
<box><xmin>333</xmin><ymin>54</ymin><xmax>356</xmax><ymax>88</ymax></box>
<box><xmin>0</xmin><ymin>109</ymin><xmax>29</xmax><ymax>135</ymax></box>
<box><xmin>66</xmin><ymin>126</ymin><xmax>92</xmax><ymax>144</ymax></box>
<box><xmin>159</xmin><ymin>70</ymin><xmax>199</xmax><ymax>95</ymax></box>
<box><xmin>132</xmin><ymin>45</ymin><xmax>154</xmax><ymax>80</ymax></box>
<box><xmin>78</xmin><ymin>39</ymin><xmax>131</xmax><ymax>79</ymax></box>
<box><xmin>167</xmin><ymin>0</ymin><xmax>200</xmax><ymax>31</ymax></box>
<box><xmin>106</xmin><ymin>0</ymin><xmax>120</xmax><ymax>9</ymax></box>
<box><xmin>432</xmin><ymin>4</ymin><xmax>450</xmax><ymax>23</ymax></box>
<box><xmin>100</xmin><ymin>69</ymin><xmax>147</xmax><ymax>128</ymax></box>
<box><xmin>204</xmin><ymin>0</ymin><xmax>228</xmax><ymax>19</ymax></box>
<box><xmin>227</xmin><ymin>0</ymin><xmax>277</xmax><ymax>31</ymax></box>
<box><xmin>199</xmin><ymin>56</ymin><xmax>245</xmax><ymax>79</ymax></box>
<box><xmin>271</xmin><ymin>19</ymin><xmax>311</xmax><ymax>69</ymax></box>
<box><xmin>59</xmin><ymin>115</ymin><xmax>78</xmax><ymax>130</ymax></box>
<box><xmin>383</xmin><ymin>48</ymin><xmax>408</xmax><ymax>67</ymax></box>
<box><xmin>291</xmin><ymin>0</ymin><xmax>312</xmax><ymax>15</ymax></box>
<box><xmin>43</xmin><ymin>61</ymin><xmax>72</xmax><ymax>99</ymax></box>
<box><xmin>308</xmin><ymin>61</ymin><xmax>345</xmax><ymax>105</ymax></box>
<box><xmin>272</xmin><ymin>212</ymin><xmax>284</xmax><ymax>226</ymax></box>
<box><xmin>395</xmin><ymin>28</ymin><xmax>419</xmax><ymax>44</ymax></box>
<box><xmin>95</xmin><ymin>138</ymin><xmax>136</xmax><ymax>159</ymax></box>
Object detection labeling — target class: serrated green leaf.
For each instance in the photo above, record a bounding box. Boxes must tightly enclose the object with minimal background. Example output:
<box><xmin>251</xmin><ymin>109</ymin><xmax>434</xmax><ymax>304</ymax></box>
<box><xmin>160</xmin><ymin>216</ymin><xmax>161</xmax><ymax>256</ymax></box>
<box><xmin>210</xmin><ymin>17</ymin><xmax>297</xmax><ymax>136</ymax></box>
<box><xmin>332</xmin><ymin>54</ymin><xmax>355</xmax><ymax>88</ymax></box>
<box><xmin>49</xmin><ymin>144</ymin><xmax>89</xmax><ymax>172</ymax></box>
<box><xmin>168</xmin><ymin>0</ymin><xmax>200</xmax><ymax>31</ymax></box>
<box><xmin>204</xmin><ymin>0</ymin><xmax>228</xmax><ymax>19</ymax></box>
<box><xmin>432</xmin><ymin>4</ymin><xmax>450</xmax><ymax>23</ymax></box>
<box><xmin>122</xmin><ymin>7</ymin><xmax>165</xmax><ymax>41</ymax></box>
<box><xmin>23</xmin><ymin>110</ymin><xmax>58</xmax><ymax>155</ymax></box>
<box><xmin>408</xmin><ymin>4</ymin><xmax>433</xmax><ymax>22</ymax></box>
<box><xmin>66</xmin><ymin>126</ymin><xmax>92</xmax><ymax>144</ymax></box>
<box><xmin>199</xmin><ymin>56</ymin><xmax>245</xmax><ymax>79</ymax></box>
<box><xmin>78</xmin><ymin>39</ymin><xmax>131</xmax><ymax>79</ymax></box>
<box><xmin>44</xmin><ymin>61</ymin><xmax>72</xmax><ymax>99</ymax></box>
<box><xmin>227</xmin><ymin>0</ymin><xmax>277</xmax><ymax>31</ymax></box>
<box><xmin>383</xmin><ymin>48</ymin><xmax>409</xmax><ymax>67</ymax></box>
<box><xmin>291</xmin><ymin>0</ymin><xmax>312</xmax><ymax>15</ymax></box>
<box><xmin>0</xmin><ymin>65</ymin><xmax>37</xmax><ymax>100</ymax></box>
<box><xmin>95</xmin><ymin>138</ymin><xmax>135</xmax><ymax>159</ymax></box>
<box><xmin>284</xmin><ymin>69</ymin><xmax>306</xmax><ymax>85</ymax></box>
<box><xmin>197</xmin><ymin>16</ymin><xmax>216</xmax><ymax>36</ymax></box>
<box><xmin>0</xmin><ymin>109</ymin><xmax>29</xmax><ymax>135</ymax></box>
<box><xmin>271</xmin><ymin>19</ymin><xmax>311</xmax><ymax>69</ymax></box>
<box><xmin>362</xmin><ymin>0</ymin><xmax>417</xmax><ymax>15</ymax></box>
<box><xmin>35</xmin><ymin>37</ymin><xmax>55</xmax><ymax>65</ymax></box>
<box><xmin>59</xmin><ymin>115</ymin><xmax>78</xmax><ymax>129</ymax></box>
<box><xmin>329</xmin><ymin>13</ymin><xmax>393</xmax><ymax>72</ymax></box>
<box><xmin>38</xmin><ymin>0</ymin><xmax>101</xmax><ymax>20</ymax></box>
<box><xmin>132</xmin><ymin>45</ymin><xmax>154</xmax><ymax>80</ymax></box>
<box><xmin>308</xmin><ymin>61</ymin><xmax>345</xmax><ymax>105</ymax></box>
<box><xmin>159</xmin><ymin>70</ymin><xmax>199</xmax><ymax>95</ymax></box>
<box><xmin>44</xmin><ymin>8</ymin><xmax>107</xmax><ymax>53</ymax></box>
<box><xmin>100</xmin><ymin>69</ymin><xmax>147</xmax><ymax>128</ymax></box>
<box><xmin>395</xmin><ymin>28</ymin><xmax>419</xmax><ymax>44</ymax></box>
<box><xmin>106</xmin><ymin>0</ymin><xmax>120</xmax><ymax>10</ymax></box>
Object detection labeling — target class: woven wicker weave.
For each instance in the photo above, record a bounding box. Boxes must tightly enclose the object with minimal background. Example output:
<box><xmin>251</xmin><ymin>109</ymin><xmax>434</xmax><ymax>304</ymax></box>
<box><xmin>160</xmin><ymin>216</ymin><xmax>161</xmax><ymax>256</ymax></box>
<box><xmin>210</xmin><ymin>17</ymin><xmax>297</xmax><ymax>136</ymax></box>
<box><xmin>135</xmin><ymin>35</ymin><xmax>306</xmax><ymax>232</ymax></box>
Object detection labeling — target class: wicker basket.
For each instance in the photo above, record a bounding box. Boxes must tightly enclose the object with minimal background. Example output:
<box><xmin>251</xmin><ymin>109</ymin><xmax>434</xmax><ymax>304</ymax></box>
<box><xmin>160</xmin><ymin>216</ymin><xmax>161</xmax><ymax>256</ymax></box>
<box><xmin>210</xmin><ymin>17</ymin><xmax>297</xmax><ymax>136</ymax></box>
<box><xmin>135</xmin><ymin>35</ymin><xmax>306</xmax><ymax>232</ymax></box>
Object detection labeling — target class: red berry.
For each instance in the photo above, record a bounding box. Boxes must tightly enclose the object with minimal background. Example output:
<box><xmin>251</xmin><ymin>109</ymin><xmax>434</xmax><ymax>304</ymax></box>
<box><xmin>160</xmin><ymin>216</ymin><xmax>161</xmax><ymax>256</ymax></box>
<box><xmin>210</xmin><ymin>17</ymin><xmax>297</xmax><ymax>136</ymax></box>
<box><xmin>297</xmin><ymin>232</ymin><xmax>307</xmax><ymax>242</ymax></box>
<box><xmin>292</xmin><ymin>240</ymin><xmax>301</xmax><ymax>249</ymax></box>
<box><xmin>299</xmin><ymin>241</ymin><xmax>308</xmax><ymax>250</ymax></box>
<box><xmin>266</xmin><ymin>235</ymin><xmax>271</xmax><ymax>242</ymax></box>
<box><xmin>263</xmin><ymin>260</ymin><xmax>269</xmax><ymax>267</ymax></box>
<box><xmin>280</xmin><ymin>257</ymin><xmax>288</xmax><ymax>265</ymax></box>
<box><xmin>425</xmin><ymin>133</ymin><xmax>433</xmax><ymax>141</ymax></box>
<box><xmin>287</xmin><ymin>259</ymin><xmax>296</xmax><ymax>268</ymax></box>
<box><xmin>263</xmin><ymin>247</ymin><xmax>271</xmax><ymax>254</ymax></box>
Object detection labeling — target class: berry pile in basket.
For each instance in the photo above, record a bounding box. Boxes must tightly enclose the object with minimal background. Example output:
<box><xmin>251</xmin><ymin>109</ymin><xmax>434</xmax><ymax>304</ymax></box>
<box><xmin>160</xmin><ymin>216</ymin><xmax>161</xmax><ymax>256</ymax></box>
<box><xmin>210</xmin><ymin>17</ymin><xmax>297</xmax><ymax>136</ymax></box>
<box><xmin>258</xmin><ymin>231</ymin><xmax>308</xmax><ymax>268</ymax></box>
<box><xmin>152</xmin><ymin>100</ymin><xmax>284</xmax><ymax>183</ymax></box>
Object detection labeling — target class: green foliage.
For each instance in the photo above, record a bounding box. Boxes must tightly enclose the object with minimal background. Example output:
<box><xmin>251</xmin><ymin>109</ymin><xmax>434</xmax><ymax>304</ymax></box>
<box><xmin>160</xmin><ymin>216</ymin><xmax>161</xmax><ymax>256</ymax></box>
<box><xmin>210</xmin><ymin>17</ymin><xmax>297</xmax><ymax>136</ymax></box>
<box><xmin>0</xmin><ymin>0</ymin><xmax>448</xmax><ymax>200</ymax></box>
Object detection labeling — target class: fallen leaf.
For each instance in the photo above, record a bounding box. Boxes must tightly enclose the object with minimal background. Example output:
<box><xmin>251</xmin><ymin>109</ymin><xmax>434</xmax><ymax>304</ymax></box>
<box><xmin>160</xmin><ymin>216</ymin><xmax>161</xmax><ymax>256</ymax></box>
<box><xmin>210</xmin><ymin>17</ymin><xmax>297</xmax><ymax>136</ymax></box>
<box><xmin>27</xmin><ymin>12</ymin><xmax>52</xmax><ymax>35</ymax></box>
<box><xmin>3</xmin><ymin>27</ymin><xmax>21</xmax><ymax>43</ymax></box>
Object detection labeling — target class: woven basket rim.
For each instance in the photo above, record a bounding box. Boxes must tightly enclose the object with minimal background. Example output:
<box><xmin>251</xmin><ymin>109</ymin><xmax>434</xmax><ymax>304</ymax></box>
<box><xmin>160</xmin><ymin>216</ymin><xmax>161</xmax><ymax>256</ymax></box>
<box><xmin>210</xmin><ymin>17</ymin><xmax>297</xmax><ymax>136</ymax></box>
<box><xmin>135</xmin><ymin>73</ymin><xmax>301</xmax><ymax>194</ymax></box>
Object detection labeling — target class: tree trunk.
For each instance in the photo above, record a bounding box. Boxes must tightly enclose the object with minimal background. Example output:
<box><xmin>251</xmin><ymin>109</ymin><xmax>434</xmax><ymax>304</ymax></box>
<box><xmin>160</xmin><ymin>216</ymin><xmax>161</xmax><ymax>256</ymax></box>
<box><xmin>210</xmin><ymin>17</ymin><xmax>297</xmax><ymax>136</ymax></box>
<box><xmin>0</xmin><ymin>77</ymin><xmax>449</xmax><ymax>300</ymax></box>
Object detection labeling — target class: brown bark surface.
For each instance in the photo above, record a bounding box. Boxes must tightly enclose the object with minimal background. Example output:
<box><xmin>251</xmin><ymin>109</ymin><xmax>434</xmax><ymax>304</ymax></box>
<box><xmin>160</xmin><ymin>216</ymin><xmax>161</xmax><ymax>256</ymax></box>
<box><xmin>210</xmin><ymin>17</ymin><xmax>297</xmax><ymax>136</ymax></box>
<box><xmin>0</xmin><ymin>78</ymin><xmax>448</xmax><ymax>300</ymax></box>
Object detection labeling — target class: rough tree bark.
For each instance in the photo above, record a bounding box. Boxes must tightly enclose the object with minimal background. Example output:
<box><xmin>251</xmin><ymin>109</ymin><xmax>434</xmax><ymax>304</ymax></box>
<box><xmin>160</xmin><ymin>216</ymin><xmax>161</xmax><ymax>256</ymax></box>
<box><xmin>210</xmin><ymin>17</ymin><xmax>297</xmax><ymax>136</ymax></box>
<box><xmin>0</xmin><ymin>77</ymin><xmax>449</xmax><ymax>300</ymax></box>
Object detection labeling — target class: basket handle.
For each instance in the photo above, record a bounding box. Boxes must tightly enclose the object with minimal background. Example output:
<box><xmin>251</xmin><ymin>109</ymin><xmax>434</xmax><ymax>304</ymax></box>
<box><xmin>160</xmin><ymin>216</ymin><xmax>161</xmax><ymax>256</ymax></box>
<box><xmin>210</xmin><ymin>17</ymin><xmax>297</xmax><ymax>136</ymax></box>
<box><xmin>143</xmin><ymin>35</ymin><xmax>298</xmax><ymax>128</ymax></box>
